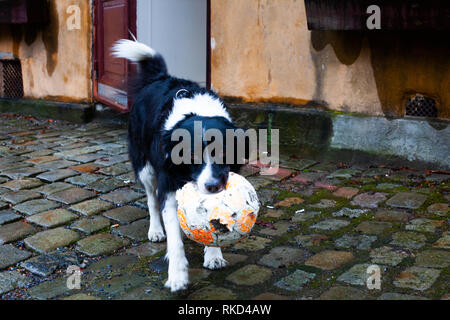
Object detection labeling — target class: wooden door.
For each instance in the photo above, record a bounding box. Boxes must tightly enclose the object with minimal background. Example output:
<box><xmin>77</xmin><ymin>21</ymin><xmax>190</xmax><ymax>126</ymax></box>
<box><xmin>94</xmin><ymin>0</ymin><xmax>136</xmax><ymax>112</ymax></box>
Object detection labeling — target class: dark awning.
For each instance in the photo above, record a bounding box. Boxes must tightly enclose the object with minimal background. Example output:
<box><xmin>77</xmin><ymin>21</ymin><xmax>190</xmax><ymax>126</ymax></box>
<box><xmin>0</xmin><ymin>0</ymin><xmax>49</xmax><ymax>24</ymax></box>
<box><xmin>304</xmin><ymin>0</ymin><xmax>450</xmax><ymax>30</ymax></box>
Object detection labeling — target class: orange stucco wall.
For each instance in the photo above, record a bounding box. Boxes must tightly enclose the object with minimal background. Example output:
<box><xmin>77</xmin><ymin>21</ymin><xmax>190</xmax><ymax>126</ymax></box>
<box><xmin>211</xmin><ymin>0</ymin><xmax>450</xmax><ymax>119</ymax></box>
<box><xmin>0</xmin><ymin>0</ymin><xmax>92</xmax><ymax>103</ymax></box>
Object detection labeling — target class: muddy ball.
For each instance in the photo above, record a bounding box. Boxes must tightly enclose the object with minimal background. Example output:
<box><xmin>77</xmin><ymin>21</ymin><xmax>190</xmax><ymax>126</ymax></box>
<box><xmin>176</xmin><ymin>172</ymin><xmax>260</xmax><ymax>247</ymax></box>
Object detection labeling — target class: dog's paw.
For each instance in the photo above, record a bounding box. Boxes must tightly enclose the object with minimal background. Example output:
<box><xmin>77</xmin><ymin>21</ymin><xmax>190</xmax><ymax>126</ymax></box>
<box><xmin>148</xmin><ymin>230</ymin><xmax>166</xmax><ymax>242</ymax></box>
<box><xmin>203</xmin><ymin>257</ymin><xmax>228</xmax><ymax>270</ymax></box>
<box><xmin>165</xmin><ymin>273</ymin><xmax>189</xmax><ymax>292</ymax></box>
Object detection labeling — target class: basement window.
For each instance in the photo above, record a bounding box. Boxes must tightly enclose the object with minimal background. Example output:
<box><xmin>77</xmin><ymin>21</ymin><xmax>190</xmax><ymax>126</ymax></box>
<box><xmin>0</xmin><ymin>59</ymin><xmax>24</xmax><ymax>99</ymax></box>
<box><xmin>405</xmin><ymin>94</ymin><xmax>438</xmax><ymax>118</ymax></box>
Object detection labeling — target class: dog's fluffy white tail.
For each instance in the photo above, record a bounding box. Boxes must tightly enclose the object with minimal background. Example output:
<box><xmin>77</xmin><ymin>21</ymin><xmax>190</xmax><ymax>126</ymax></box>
<box><xmin>111</xmin><ymin>39</ymin><xmax>168</xmax><ymax>91</ymax></box>
<box><xmin>112</xmin><ymin>39</ymin><xmax>157</xmax><ymax>62</ymax></box>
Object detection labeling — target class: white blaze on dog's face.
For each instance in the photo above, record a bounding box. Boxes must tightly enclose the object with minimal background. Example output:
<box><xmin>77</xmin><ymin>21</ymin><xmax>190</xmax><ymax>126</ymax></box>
<box><xmin>196</xmin><ymin>147</ymin><xmax>229</xmax><ymax>194</ymax></box>
<box><xmin>191</xmin><ymin>125</ymin><xmax>232</xmax><ymax>195</ymax></box>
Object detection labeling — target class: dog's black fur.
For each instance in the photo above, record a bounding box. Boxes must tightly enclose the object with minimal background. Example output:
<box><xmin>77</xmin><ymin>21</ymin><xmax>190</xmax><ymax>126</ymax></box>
<box><xmin>127</xmin><ymin>48</ymin><xmax>242</xmax><ymax>209</ymax></box>
<box><xmin>113</xmin><ymin>39</ymin><xmax>247</xmax><ymax>292</ymax></box>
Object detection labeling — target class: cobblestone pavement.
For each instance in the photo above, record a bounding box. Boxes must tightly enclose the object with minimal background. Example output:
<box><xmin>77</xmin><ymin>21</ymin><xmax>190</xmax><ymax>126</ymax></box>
<box><xmin>0</xmin><ymin>113</ymin><xmax>449</xmax><ymax>300</ymax></box>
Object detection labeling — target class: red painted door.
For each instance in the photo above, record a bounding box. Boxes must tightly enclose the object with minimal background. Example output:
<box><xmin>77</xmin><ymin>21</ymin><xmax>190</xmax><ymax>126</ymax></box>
<box><xmin>94</xmin><ymin>0</ymin><xmax>136</xmax><ymax>112</ymax></box>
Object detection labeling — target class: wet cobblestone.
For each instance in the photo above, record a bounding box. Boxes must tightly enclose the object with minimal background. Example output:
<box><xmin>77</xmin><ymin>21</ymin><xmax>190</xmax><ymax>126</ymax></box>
<box><xmin>0</xmin><ymin>114</ymin><xmax>448</xmax><ymax>300</ymax></box>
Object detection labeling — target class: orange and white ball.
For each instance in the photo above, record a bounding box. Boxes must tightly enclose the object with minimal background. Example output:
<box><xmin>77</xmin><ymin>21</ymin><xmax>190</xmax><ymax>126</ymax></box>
<box><xmin>176</xmin><ymin>172</ymin><xmax>260</xmax><ymax>247</ymax></box>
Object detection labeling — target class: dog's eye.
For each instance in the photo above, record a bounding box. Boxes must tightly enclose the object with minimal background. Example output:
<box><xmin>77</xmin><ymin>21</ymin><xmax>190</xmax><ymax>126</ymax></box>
<box><xmin>191</xmin><ymin>153</ymin><xmax>201</xmax><ymax>162</ymax></box>
<box><xmin>213</xmin><ymin>150</ymin><xmax>227</xmax><ymax>163</ymax></box>
<box><xmin>211</xmin><ymin>150</ymin><xmax>225</xmax><ymax>158</ymax></box>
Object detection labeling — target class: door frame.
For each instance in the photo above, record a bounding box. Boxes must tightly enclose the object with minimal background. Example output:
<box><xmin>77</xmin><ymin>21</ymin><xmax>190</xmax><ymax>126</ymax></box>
<box><xmin>92</xmin><ymin>0</ymin><xmax>211</xmax><ymax>112</ymax></box>
<box><xmin>206</xmin><ymin>0</ymin><xmax>211</xmax><ymax>90</ymax></box>
<box><xmin>93</xmin><ymin>0</ymin><xmax>136</xmax><ymax>113</ymax></box>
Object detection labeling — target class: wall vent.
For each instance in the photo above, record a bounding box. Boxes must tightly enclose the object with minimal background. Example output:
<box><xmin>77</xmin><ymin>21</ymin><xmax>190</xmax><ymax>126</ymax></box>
<box><xmin>406</xmin><ymin>94</ymin><xmax>437</xmax><ymax>118</ymax></box>
<box><xmin>0</xmin><ymin>59</ymin><xmax>24</xmax><ymax>99</ymax></box>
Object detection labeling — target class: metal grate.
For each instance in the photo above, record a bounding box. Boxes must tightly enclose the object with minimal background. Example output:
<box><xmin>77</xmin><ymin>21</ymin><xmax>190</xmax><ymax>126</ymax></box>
<box><xmin>406</xmin><ymin>94</ymin><xmax>437</xmax><ymax>118</ymax></box>
<box><xmin>0</xmin><ymin>59</ymin><xmax>24</xmax><ymax>99</ymax></box>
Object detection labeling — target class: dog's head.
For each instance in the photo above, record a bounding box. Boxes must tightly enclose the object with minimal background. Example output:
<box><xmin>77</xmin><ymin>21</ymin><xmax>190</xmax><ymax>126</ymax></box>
<box><xmin>164</xmin><ymin>115</ymin><xmax>248</xmax><ymax>194</ymax></box>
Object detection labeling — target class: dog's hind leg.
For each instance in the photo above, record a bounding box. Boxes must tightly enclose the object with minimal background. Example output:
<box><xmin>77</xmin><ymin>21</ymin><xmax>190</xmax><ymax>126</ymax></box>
<box><xmin>139</xmin><ymin>164</ymin><xmax>166</xmax><ymax>242</ymax></box>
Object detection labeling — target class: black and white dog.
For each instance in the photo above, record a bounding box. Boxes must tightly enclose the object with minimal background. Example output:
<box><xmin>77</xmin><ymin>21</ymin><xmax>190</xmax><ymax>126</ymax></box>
<box><xmin>113</xmin><ymin>40</ymin><xmax>244</xmax><ymax>292</ymax></box>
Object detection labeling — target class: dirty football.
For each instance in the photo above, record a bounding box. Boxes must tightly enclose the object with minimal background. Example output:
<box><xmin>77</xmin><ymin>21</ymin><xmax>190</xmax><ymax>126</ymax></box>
<box><xmin>176</xmin><ymin>172</ymin><xmax>260</xmax><ymax>247</ymax></box>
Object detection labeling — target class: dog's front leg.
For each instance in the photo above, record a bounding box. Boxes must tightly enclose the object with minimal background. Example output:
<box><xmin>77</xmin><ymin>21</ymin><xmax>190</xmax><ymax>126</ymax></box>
<box><xmin>204</xmin><ymin>247</ymin><xmax>228</xmax><ymax>270</ymax></box>
<box><xmin>162</xmin><ymin>192</ymin><xmax>189</xmax><ymax>292</ymax></box>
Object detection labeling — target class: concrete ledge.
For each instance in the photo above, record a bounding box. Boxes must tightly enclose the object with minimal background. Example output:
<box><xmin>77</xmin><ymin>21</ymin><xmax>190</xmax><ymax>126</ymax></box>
<box><xmin>228</xmin><ymin>103</ymin><xmax>450</xmax><ymax>170</ymax></box>
<box><xmin>331</xmin><ymin>115</ymin><xmax>450</xmax><ymax>168</ymax></box>
<box><xmin>0</xmin><ymin>99</ymin><xmax>95</xmax><ymax>124</ymax></box>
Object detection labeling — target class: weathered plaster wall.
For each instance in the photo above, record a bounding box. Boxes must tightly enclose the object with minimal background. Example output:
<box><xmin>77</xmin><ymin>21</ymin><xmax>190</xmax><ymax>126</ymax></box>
<box><xmin>211</xmin><ymin>0</ymin><xmax>450</xmax><ymax>119</ymax></box>
<box><xmin>0</xmin><ymin>0</ymin><xmax>92</xmax><ymax>103</ymax></box>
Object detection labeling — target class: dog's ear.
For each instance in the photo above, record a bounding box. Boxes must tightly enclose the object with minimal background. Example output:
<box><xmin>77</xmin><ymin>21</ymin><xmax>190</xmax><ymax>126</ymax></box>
<box><xmin>161</xmin><ymin>130</ymin><xmax>178</xmax><ymax>169</ymax></box>
<box><xmin>162</xmin><ymin>127</ymin><xmax>194</xmax><ymax>172</ymax></box>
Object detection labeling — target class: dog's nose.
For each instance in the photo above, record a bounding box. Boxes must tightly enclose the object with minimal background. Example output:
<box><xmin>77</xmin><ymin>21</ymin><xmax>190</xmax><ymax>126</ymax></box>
<box><xmin>205</xmin><ymin>182</ymin><xmax>223</xmax><ymax>194</ymax></box>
